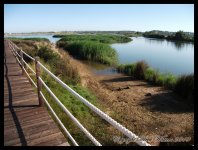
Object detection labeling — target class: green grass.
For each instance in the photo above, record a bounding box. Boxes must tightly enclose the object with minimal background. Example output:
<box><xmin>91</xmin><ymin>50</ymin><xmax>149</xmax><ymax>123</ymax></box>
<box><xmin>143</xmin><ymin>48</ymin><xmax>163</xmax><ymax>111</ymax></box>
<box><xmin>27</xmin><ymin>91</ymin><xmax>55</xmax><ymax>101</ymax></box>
<box><xmin>117</xmin><ymin>61</ymin><xmax>178</xmax><ymax>89</ymax></box>
<box><xmin>57</xmin><ymin>40</ymin><xmax>118</xmax><ymax>66</ymax></box>
<box><xmin>117</xmin><ymin>64</ymin><xmax>136</xmax><ymax>76</ymax></box>
<box><xmin>54</xmin><ymin>34</ymin><xmax>132</xmax><ymax>44</ymax></box>
<box><xmin>117</xmin><ymin>61</ymin><xmax>193</xmax><ymax>104</ymax></box>
<box><xmin>27</xmin><ymin>60</ymin><xmax>121</xmax><ymax>146</ymax></box>
<box><xmin>56</xmin><ymin>34</ymin><xmax>131</xmax><ymax>65</ymax></box>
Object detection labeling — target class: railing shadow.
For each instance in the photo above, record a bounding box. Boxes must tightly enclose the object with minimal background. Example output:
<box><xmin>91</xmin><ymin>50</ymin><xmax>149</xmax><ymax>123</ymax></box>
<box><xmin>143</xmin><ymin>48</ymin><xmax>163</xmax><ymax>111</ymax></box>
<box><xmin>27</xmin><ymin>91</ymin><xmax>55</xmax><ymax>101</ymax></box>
<box><xmin>4</xmin><ymin>42</ymin><xmax>27</xmax><ymax>146</ymax></box>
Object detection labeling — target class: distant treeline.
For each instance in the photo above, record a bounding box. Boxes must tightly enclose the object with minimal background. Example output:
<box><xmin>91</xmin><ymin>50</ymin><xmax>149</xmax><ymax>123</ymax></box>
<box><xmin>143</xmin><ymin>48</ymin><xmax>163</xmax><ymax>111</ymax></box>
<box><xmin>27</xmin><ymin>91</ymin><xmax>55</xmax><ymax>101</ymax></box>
<box><xmin>143</xmin><ymin>30</ymin><xmax>194</xmax><ymax>42</ymax></box>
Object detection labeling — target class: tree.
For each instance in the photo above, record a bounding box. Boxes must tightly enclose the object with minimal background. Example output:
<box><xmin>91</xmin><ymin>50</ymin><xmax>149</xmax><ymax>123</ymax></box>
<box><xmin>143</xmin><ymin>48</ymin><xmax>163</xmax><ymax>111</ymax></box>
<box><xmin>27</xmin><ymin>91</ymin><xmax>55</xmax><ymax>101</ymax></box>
<box><xmin>175</xmin><ymin>31</ymin><xmax>185</xmax><ymax>40</ymax></box>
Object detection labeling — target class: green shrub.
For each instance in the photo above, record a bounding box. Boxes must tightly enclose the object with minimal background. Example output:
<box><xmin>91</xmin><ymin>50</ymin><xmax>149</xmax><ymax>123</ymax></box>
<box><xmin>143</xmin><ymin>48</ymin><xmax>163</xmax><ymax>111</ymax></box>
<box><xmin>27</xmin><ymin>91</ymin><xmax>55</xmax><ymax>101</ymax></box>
<box><xmin>37</xmin><ymin>46</ymin><xmax>59</xmax><ymax>63</ymax></box>
<box><xmin>174</xmin><ymin>74</ymin><xmax>194</xmax><ymax>103</ymax></box>
<box><xmin>155</xmin><ymin>74</ymin><xmax>165</xmax><ymax>86</ymax></box>
<box><xmin>145</xmin><ymin>68</ymin><xmax>159</xmax><ymax>84</ymax></box>
<box><xmin>53</xmin><ymin>58</ymin><xmax>80</xmax><ymax>84</ymax></box>
<box><xmin>134</xmin><ymin>61</ymin><xmax>149</xmax><ymax>79</ymax></box>
<box><xmin>117</xmin><ymin>64</ymin><xmax>134</xmax><ymax>75</ymax></box>
<box><xmin>163</xmin><ymin>73</ymin><xmax>177</xmax><ymax>89</ymax></box>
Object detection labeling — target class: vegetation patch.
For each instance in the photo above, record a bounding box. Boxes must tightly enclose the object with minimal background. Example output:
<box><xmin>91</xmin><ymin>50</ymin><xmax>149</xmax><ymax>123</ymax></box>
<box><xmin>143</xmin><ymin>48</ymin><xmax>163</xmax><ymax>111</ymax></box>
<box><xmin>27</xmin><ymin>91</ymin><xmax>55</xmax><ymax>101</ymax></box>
<box><xmin>117</xmin><ymin>61</ymin><xmax>193</xmax><ymax>104</ymax></box>
<box><xmin>143</xmin><ymin>30</ymin><xmax>194</xmax><ymax>42</ymax></box>
<box><xmin>54</xmin><ymin>34</ymin><xmax>132</xmax><ymax>44</ymax></box>
<box><xmin>55</xmin><ymin>34</ymin><xmax>131</xmax><ymax>65</ymax></box>
<box><xmin>166</xmin><ymin>31</ymin><xmax>194</xmax><ymax>42</ymax></box>
<box><xmin>12</xmin><ymin>39</ymin><xmax>79</xmax><ymax>84</ymax></box>
<box><xmin>57</xmin><ymin>40</ymin><xmax>118</xmax><ymax>65</ymax></box>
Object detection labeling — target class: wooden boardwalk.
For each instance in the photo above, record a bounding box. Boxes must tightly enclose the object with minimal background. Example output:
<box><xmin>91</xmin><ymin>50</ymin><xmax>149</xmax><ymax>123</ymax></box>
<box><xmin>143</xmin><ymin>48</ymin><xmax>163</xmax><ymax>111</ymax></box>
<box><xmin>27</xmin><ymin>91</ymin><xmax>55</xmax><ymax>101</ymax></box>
<box><xmin>4</xmin><ymin>40</ymin><xmax>69</xmax><ymax>146</ymax></box>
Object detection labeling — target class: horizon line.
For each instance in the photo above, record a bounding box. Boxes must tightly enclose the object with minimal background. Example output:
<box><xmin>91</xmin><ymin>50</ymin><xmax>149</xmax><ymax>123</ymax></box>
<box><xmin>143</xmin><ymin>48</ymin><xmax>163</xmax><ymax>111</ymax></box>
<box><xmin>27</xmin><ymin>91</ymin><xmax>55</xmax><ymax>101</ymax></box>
<box><xmin>4</xmin><ymin>30</ymin><xmax>194</xmax><ymax>34</ymax></box>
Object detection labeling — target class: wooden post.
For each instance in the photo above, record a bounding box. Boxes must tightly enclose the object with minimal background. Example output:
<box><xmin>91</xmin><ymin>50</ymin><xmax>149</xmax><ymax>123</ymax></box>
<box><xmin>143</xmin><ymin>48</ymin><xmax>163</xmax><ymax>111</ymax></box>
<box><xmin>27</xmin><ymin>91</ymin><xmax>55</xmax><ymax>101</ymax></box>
<box><xmin>35</xmin><ymin>57</ymin><xmax>44</xmax><ymax>106</ymax></box>
<box><xmin>20</xmin><ymin>50</ymin><xmax>25</xmax><ymax>75</ymax></box>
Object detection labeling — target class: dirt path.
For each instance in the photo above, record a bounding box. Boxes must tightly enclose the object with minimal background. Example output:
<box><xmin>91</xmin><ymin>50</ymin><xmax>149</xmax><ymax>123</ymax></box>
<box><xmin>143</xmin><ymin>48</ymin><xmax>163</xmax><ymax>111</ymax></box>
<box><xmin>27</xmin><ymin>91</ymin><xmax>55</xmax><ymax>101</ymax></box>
<box><xmin>54</xmin><ymin>47</ymin><xmax>194</xmax><ymax>145</ymax></box>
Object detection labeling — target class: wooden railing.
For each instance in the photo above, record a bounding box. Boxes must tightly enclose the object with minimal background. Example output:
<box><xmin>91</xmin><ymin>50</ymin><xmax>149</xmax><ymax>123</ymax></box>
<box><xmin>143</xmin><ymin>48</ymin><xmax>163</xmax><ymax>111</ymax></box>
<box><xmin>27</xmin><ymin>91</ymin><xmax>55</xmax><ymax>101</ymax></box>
<box><xmin>8</xmin><ymin>40</ymin><xmax>151</xmax><ymax>146</ymax></box>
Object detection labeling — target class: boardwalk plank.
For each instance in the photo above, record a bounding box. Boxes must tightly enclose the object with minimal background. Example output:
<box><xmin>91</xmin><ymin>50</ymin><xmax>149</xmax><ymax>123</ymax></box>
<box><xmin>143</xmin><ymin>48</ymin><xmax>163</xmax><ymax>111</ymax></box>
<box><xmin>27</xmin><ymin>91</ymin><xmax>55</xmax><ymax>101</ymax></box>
<box><xmin>4</xmin><ymin>40</ymin><xmax>69</xmax><ymax>146</ymax></box>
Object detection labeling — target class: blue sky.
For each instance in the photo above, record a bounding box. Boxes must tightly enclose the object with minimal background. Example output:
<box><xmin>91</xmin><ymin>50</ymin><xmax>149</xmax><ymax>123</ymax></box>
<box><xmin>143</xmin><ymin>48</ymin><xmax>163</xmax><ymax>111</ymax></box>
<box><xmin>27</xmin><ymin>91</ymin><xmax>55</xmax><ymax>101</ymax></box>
<box><xmin>4</xmin><ymin>4</ymin><xmax>194</xmax><ymax>33</ymax></box>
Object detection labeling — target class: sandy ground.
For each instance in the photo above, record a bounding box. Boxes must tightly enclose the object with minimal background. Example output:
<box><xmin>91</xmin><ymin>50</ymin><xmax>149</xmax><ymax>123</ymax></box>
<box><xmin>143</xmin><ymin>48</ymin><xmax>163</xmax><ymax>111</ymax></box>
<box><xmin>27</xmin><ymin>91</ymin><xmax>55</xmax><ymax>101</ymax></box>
<box><xmin>54</xmin><ymin>45</ymin><xmax>194</xmax><ymax>145</ymax></box>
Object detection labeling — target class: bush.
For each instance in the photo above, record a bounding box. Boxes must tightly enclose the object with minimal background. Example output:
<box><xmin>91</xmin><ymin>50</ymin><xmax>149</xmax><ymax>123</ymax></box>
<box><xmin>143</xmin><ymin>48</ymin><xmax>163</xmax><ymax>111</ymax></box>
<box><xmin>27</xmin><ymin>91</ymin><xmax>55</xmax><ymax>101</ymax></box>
<box><xmin>37</xmin><ymin>46</ymin><xmax>59</xmax><ymax>63</ymax></box>
<box><xmin>53</xmin><ymin>58</ymin><xmax>80</xmax><ymax>84</ymax></box>
<box><xmin>117</xmin><ymin>64</ymin><xmax>136</xmax><ymax>76</ymax></box>
<box><xmin>163</xmin><ymin>73</ymin><xmax>177</xmax><ymax>89</ymax></box>
<box><xmin>166</xmin><ymin>31</ymin><xmax>194</xmax><ymax>42</ymax></box>
<box><xmin>174</xmin><ymin>74</ymin><xmax>194</xmax><ymax>103</ymax></box>
<box><xmin>145</xmin><ymin>68</ymin><xmax>159</xmax><ymax>84</ymax></box>
<box><xmin>134</xmin><ymin>61</ymin><xmax>149</xmax><ymax>79</ymax></box>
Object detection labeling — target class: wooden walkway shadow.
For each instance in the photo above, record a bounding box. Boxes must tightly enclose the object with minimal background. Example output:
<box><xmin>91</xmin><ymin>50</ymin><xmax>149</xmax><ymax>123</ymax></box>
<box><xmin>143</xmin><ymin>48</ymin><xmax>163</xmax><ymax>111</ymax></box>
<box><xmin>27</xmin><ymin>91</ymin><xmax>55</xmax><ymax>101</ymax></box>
<box><xmin>4</xmin><ymin>40</ymin><xmax>69</xmax><ymax>146</ymax></box>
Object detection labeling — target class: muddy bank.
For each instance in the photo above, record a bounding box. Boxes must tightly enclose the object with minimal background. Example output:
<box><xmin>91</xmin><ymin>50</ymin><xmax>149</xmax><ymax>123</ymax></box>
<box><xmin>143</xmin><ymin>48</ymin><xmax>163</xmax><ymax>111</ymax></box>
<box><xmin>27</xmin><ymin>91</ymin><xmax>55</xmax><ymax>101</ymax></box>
<box><xmin>55</xmin><ymin>46</ymin><xmax>194</xmax><ymax>145</ymax></box>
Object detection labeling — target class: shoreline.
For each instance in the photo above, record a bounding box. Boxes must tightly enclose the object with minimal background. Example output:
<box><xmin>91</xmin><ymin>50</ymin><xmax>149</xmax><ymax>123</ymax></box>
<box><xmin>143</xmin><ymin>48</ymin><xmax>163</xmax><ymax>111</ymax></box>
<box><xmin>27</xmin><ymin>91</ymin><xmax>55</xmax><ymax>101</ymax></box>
<box><xmin>56</xmin><ymin>47</ymin><xmax>194</xmax><ymax>145</ymax></box>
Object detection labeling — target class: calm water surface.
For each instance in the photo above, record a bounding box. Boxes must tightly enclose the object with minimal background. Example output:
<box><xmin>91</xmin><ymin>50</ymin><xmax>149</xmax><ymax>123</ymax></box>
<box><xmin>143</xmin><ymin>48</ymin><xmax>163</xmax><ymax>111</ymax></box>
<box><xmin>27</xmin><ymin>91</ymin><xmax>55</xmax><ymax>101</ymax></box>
<box><xmin>5</xmin><ymin>34</ymin><xmax>61</xmax><ymax>43</ymax></box>
<box><xmin>111</xmin><ymin>37</ymin><xmax>194</xmax><ymax>76</ymax></box>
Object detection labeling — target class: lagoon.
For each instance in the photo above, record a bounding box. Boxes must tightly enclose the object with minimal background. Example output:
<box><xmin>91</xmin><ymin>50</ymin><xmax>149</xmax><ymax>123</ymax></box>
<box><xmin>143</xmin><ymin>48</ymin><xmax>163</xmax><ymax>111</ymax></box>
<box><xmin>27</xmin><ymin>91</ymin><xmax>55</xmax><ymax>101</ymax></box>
<box><xmin>4</xmin><ymin>34</ymin><xmax>61</xmax><ymax>43</ymax></box>
<box><xmin>111</xmin><ymin>37</ymin><xmax>194</xmax><ymax>76</ymax></box>
<box><xmin>5</xmin><ymin>34</ymin><xmax>194</xmax><ymax>76</ymax></box>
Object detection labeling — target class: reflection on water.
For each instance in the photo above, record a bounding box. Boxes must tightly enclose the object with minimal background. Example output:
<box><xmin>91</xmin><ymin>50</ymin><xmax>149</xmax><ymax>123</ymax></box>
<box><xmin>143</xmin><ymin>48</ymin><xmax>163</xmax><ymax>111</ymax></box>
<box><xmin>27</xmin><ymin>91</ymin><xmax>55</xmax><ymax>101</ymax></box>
<box><xmin>94</xmin><ymin>68</ymin><xmax>118</xmax><ymax>75</ymax></box>
<box><xmin>144</xmin><ymin>38</ymin><xmax>166</xmax><ymax>45</ymax></box>
<box><xmin>81</xmin><ymin>60</ymin><xmax>118</xmax><ymax>75</ymax></box>
<box><xmin>81</xmin><ymin>60</ymin><xmax>109</xmax><ymax>70</ymax></box>
<box><xmin>170</xmin><ymin>41</ymin><xmax>194</xmax><ymax>50</ymax></box>
<box><xmin>111</xmin><ymin>37</ymin><xmax>194</xmax><ymax>76</ymax></box>
<box><xmin>145</xmin><ymin>37</ymin><xmax>194</xmax><ymax>51</ymax></box>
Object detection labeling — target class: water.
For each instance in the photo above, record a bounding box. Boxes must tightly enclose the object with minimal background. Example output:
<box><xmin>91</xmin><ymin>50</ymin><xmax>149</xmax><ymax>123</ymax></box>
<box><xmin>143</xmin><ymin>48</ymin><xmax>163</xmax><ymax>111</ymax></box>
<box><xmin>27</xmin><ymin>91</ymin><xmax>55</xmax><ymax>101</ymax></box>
<box><xmin>81</xmin><ymin>60</ymin><xmax>118</xmax><ymax>75</ymax></box>
<box><xmin>4</xmin><ymin>34</ymin><xmax>61</xmax><ymax>43</ymax></box>
<box><xmin>5</xmin><ymin>35</ymin><xmax>194</xmax><ymax>76</ymax></box>
<box><xmin>111</xmin><ymin>37</ymin><xmax>194</xmax><ymax>76</ymax></box>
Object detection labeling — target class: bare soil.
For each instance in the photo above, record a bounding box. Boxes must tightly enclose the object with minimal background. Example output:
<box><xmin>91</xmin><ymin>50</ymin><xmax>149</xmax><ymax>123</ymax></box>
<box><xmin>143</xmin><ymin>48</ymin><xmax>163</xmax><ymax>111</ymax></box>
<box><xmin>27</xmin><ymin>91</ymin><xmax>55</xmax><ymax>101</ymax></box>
<box><xmin>54</xmin><ymin>46</ymin><xmax>194</xmax><ymax>146</ymax></box>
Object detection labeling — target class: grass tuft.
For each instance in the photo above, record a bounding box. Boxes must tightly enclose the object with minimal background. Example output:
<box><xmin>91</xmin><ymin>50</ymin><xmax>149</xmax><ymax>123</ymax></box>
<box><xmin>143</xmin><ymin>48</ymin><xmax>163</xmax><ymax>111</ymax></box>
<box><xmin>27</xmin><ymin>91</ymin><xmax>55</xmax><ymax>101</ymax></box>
<box><xmin>117</xmin><ymin>61</ymin><xmax>193</xmax><ymax>104</ymax></box>
<box><xmin>57</xmin><ymin>40</ymin><xmax>118</xmax><ymax>66</ymax></box>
